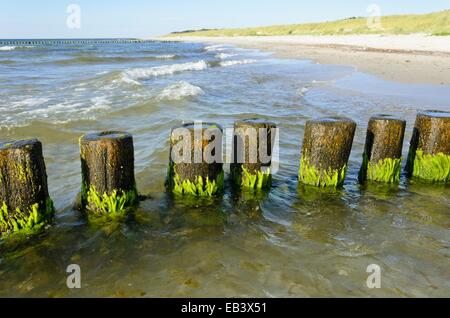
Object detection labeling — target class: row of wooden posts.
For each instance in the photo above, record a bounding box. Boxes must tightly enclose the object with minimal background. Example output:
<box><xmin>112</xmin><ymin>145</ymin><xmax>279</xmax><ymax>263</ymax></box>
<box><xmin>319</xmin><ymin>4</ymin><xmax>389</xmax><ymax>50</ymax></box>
<box><xmin>0</xmin><ymin>110</ymin><xmax>449</xmax><ymax>237</ymax></box>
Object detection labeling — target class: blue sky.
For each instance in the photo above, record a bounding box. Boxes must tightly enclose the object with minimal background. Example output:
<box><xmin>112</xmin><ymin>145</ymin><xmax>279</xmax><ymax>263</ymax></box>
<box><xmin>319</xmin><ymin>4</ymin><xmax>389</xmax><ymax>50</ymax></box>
<box><xmin>0</xmin><ymin>0</ymin><xmax>449</xmax><ymax>38</ymax></box>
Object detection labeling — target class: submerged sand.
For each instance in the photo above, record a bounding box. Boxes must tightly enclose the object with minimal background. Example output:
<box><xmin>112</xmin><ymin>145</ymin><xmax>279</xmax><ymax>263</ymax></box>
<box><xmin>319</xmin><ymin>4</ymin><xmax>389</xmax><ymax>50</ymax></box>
<box><xmin>161</xmin><ymin>35</ymin><xmax>450</xmax><ymax>86</ymax></box>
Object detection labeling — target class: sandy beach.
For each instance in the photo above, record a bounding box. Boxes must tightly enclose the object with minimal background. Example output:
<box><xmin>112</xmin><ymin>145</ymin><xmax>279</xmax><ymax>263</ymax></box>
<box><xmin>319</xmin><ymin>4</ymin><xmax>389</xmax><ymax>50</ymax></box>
<box><xmin>162</xmin><ymin>35</ymin><xmax>450</xmax><ymax>85</ymax></box>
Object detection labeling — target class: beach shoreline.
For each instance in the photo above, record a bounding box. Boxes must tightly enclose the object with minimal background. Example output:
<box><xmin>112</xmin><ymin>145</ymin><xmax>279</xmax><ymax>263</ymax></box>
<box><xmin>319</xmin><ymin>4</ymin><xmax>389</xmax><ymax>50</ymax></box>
<box><xmin>160</xmin><ymin>35</ymin><xmax>450</xmax><ymax>86</ymax></box>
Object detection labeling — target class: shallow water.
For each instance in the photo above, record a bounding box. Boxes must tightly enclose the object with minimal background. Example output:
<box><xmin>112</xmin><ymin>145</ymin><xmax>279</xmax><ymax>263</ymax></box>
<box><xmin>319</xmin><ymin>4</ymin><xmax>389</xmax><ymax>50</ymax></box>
<box><xmin>0</xmin><ymin>40</ymin><xmax>449</xmax><ymax>297</ymax></box>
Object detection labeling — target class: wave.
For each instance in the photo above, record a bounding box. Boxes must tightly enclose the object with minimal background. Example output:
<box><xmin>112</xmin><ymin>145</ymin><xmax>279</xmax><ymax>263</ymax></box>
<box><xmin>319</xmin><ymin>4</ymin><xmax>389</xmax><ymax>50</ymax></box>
<box><xmin>124</xmin><ymin>60</ymin><xmax>208</xmax><ymax>80</ymax></box>
<box><xmin>52</xmin><ymin>54</ymin><xmax>178</xmax><ymax>65</ymax></box>
<box><xmin>215</xmin><ymin>53</ymin><xmax>237</xmax><ymax>59</ymax></box>
<box><xmin>297</xmin><ymin>86</ymin><xmax>310</xmax><ymax>96</ymax></box>
<box><xmin>204</xmin><ymin>45</ymin><xmax>228</xmax><ymax>52</ymax></box>
<box><xmin>204</xmin><ymin>44</ymin><xmax>231</xmax><ymax>52</ymax></box>
<box><xmin>8</xmin><ymin>97</ymin><xmax>50</xmax><ymax>110</ymax></box>
<box><xmin>0</xmin><ymin>46</ymin><xmax>17</xmax><ymax>51</ymax></box>
<box><xmin>1</xmin><ymin>96</ymin><xmax>115</xmax><ymax>128</ymax></box>
<box><xmin>219</xmin><ymin>59</ymin><xmax>257</xmax><ymax>67</ymax></box>
<box><xmin>157</xmin><ymin>81</ymin><xmax>204</xmax><ymax>101</ymax></box>
<box><xmin>0</xmin><ymin>45</ymin><xmax>35</xmax><ymax>51</ymax></box>
<box><xmin>117</xmin><ymin>74</ymin><xmax>142</xmax><ymax>86</ymax></box>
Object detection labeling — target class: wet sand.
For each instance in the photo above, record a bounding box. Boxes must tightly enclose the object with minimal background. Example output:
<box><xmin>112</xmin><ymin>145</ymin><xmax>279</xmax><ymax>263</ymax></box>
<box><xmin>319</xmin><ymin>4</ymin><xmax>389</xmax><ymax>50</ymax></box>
<box><xmin>162</xmin><ymin>35</ymin><xmax>450</xmax><ymax>86</ymax></box>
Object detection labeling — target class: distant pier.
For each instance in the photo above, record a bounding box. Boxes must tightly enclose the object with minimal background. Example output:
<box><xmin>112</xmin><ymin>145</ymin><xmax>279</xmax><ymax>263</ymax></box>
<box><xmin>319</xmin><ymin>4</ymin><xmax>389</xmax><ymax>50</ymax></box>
<box><xmin>0</xmin><ymin>39</ymin><xmax>177</xmax><ymax>46</ymax></box>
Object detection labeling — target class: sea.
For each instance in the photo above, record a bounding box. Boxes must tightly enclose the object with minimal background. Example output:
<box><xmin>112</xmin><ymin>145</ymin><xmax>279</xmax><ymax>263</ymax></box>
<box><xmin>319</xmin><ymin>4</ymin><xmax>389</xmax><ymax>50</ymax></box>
<box><xmin>0</xmin><ymin>39</ymin><xmax>449</xmax><ymax>297</ymax></box>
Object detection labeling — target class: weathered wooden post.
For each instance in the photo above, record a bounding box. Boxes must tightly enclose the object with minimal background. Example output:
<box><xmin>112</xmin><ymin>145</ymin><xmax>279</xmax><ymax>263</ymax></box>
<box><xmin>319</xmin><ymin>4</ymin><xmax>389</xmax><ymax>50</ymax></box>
<box><xmin>299</xmin><ymin>117</ymin><xmax>356</xmax><ymax>188</ymax></box>
<box><xmin>406</xmin><ymin>110</ymin><xmax>450</xmax><ymax>182</ymax></box>
<box><xmin>79</xmin><ymin>131</ymin><xmax>138</xmax><ymax>217</ymax></box>
<box><xmin>166</xmin><ymin>122</ymin><xmax>224</xmax><ymax>196</ymax></box>
<box><xmin>0</xmin><ymin>139</ymin><xmax>54</xmax><ymax>237</ymax></box>
<box><xmin>359</xmin><ymin>114</ymin><xmax>406</xmax><ymax>183</ymax></box>
<box><xmin>231</xmin><ymin>119</ymin><xmax>276</xmax><ymax>190</ymax></box>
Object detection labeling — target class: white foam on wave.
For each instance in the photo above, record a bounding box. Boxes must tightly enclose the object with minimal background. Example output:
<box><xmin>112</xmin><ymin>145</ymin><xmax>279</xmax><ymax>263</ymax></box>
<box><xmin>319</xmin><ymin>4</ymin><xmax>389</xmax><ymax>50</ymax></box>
<box><xmin>219</xmin><ymin>59</ymin><xmax>257</xmax><ymax>67</ymax></box>
<box><xmin>117</xmin><ymin>74</ymin><xmax>142</xmax><ymax>86</ymax></box>
<box><xmin>158</xmin><ymin>81</ymin><xmax>204</xmax><ymax>101</ymax></box>
<box><xmin>9</xmin><ymin>97</ymin><xmax>50</xmax><ymax>109</ymax></box>
<box><xmin>0</xmin><ymin>45</ymin><xmax>34</xmax><ymax>51</ymax></box>
<box><xmin>125</xmin><ymin>60</ymin><xmax>208</xmax><ymax>80</ymax></box>
<box><xmin>154</xmin><ymin>54</ymin><xmax>177</xmax><ymax>59</ymax></box>
<box><xmin>0</xmin><ymin>46</ymin><xmax>16</xmax><ymax>51</ymax></box>
<box><xmin>205</xmin><ymin>45</ymin><xmax>227</xmax><ymax>52</ymax></box>
<box><xmin>88</xmin><ymin>96</ymin><xmax>112</xmax><ymax>112</ymax></box>
<box><xmin>20</xmin><ymin>97</ymin><xmax>112</xmax><ymax>125</ymax></box>
<box><xmin>215</xmin><ymin>53</ymin><xmax>237</xmax><ymax>59</ymax></box>
<box><xmin>297</xmin><ymin>87</ymin><xmax>310</xmax><ymax>96</ymax></box>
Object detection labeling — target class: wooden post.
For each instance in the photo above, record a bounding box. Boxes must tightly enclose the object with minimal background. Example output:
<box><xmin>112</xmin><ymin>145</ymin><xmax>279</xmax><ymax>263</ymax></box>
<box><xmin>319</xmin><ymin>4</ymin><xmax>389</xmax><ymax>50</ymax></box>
<box><xmin>166</xmin><ymin>122</ymin><xmax>224</xmax><ymax>196</ymax></box>
<box><xmin>299</xmin><ymin>117</ymin><xmax>356</xmax><ymax>188</ymax></box>
<box><xmin>406</xmin><ymin>110</ymin><xmax>450</xmax><ymax>182</ymax></box>
<box><xmin>0</xmin><ymin>139</ymin><xmax>54</xmax><ymax>237</ymax></box>
<box><xmin>79</xmin><ymin>131</ymin><xmax>138</xmax><ymax>217</ymax></box>
<box><xmin>231</xmin><ymin>119</ymin><xmax>276</xmax><ymax>190</ymax></box>
<box><xmin>359</xmin><ymin>114</ymin><xmax>406</xmax><ymax>183</ymax></box>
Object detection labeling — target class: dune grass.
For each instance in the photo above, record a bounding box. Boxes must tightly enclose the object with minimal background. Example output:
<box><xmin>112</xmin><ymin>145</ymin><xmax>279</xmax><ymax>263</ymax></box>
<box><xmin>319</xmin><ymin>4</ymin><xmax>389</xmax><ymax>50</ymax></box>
<box><xmin>170</xmin><ymin>10</ymin><xmax>450</xmax><ymax>37</ymax></box>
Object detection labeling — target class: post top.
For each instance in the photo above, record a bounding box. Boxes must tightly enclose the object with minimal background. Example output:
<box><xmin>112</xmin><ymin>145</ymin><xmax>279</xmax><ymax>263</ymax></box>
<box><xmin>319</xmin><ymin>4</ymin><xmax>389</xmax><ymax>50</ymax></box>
<box><xmin>0</xmin><ymin>139</ymin><xmax>41</xmax><ymax>151</ymax></box>
<box><xmin>234</xmin><ymin>118</ymin><xmax>277</xmax><ymax>128</ymax></box>
<box><xmin>80</xmin><ymin>131</ymin><xmax>132</xmax><ymax>142</ymax></box>
<box><xmin>171</xmin><ymin>122</ymin><xmax>223</xmax><ymax>132</ymax></box>
<box><xmin>370</xmin><ymin>114</ymin><xmax>406</xmax><ymax>123</ymax></box>
<box><xmin>308</xmin><ymin>116</ymin><xmax>356</xmax><ymax>126</ymax></box>
<box><xmin>418</xmin><ymin>110</ymin><xmax>450</xmax><ymax>119</ymax></box>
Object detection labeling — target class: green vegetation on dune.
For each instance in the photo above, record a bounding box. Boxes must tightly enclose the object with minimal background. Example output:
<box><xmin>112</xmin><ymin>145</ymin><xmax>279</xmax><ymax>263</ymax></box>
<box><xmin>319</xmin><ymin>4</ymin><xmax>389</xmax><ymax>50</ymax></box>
<box><xmin>170</xmin><ymin>10</ymin><xmax>450</xmax><ymax>36</ymax></box>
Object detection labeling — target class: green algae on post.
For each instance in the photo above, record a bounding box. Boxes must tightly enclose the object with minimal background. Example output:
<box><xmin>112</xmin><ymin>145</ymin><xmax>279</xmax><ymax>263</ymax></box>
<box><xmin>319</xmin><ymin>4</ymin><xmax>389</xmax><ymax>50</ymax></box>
<box><xmin>406</xmin><ymin>110</ymin><xmax>450</xmax><ymax>182</ymax></box>
<box><xmin>231</xmin><ymin>119</ymin><xmax>277</xmax><ymax>191</ymax></box>
<box><xmin>0</xmin><ymin>198</ymin><xmax>54</xmax><ymax>237</ymax></box>
<box><xmin>167</xmin><ymin>122</ymin><xmax>224</xmax><ymax>197</ymax></box>
<box><xmin>0</xmin><ymin>139</ymin><xmax>54</xmax><ymax>237</ymax></box>
<box><xmin>299</xmin><ymin>154</ymin><xmax>347</xmax><ymax>187</ymax></box>
<box><xmin>365</xmin><ymin>156</ymin><xmax>402</xmax><ymax>183</ymax></box>
<box><xmin>235</xmin><ymin>166</ymin><xmax>271</xmax><ymax>190</ymax></box>
<box><xmin>359</xmin><ymin>115</ymin><xmax>406</xmax><ymax>183</ymax></box>
<box><xmin>298</xmin><ymin>117</ymin><xmax>356</xmax><ymax>188</ymax></box>
<box><xmin>83</xmin><ymin>185</ymin><xmax>138</xmax><ymax>217</ymax></box>
<box><xmin>410</xmin><ymin>150</ymin><xmax>450</xmax><ymax>182</ymax></box>
<box><xmin>172</xmin><ymin>170</ymin><xmax>224</xmax><ymax>196</ymax></box>
<box><xmin>79</xmin><ymin>131</ymin><xmax>138</xmax><ymax>217</ymax></box>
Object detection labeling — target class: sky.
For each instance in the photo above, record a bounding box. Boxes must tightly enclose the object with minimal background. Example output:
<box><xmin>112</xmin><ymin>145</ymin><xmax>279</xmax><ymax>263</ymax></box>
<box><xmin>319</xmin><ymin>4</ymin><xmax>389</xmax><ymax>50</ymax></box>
<box><xmin>0</xmin><ymin>0</ymin><xmax>449</xmax><ymax>38</ymax></box>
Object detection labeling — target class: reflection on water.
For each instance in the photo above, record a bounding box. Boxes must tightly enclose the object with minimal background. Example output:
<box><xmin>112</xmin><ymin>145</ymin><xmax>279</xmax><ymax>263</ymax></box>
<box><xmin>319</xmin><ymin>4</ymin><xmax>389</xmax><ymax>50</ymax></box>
<box><xmin>0</xmin><ymin>40</ymin><xmax>449</xmax><ymax>297</ymax></box>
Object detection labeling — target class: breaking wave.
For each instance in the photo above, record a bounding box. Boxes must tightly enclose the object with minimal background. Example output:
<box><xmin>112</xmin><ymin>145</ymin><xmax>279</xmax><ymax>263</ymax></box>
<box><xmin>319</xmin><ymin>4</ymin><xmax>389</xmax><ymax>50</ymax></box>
<box><xmin>0</xmin><ymin>46</ymin><xmax>17</xmax><ymax>51</ymax></box>
<box><xmin>157</xmin><ymin>81</ymin><xmax>204</xmax><ymax>101</ymax></box>
<box><xmin>204</xmin><ymin>45</ymin><xmax>228</xmax><ymax>52</ymax></box>
<box><xmin>219</xmin><ymin>59</ymin><xmax>257</xmax><ymax>67</ymax></box>
<box><xmin>52</xmin><ymin>54</ymin><xmax>178</xmax><ymax>65</ymax></box>
<box><xmin>0</xmin><ymin>45</ymin><xmax>35</xmax><ymax>51</ymax></box>
<box><xmin>216</xmin><ymin>53</ymin><xmax>237</xmax><ymax>59</ymax></box>
<box><xmin>124</xmin><ymin>60</ymin><xmax>208</xmax><ymax>80</ymax></box>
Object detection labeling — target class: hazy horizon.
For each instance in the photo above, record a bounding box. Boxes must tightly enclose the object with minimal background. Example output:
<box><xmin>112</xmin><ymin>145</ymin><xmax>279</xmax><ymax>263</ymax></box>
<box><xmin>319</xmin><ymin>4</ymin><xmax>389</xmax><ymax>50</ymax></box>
<box><xmin>0</xmin><ymin>1</ymin><xmax>449</xmax><ymax>39</ymax></box>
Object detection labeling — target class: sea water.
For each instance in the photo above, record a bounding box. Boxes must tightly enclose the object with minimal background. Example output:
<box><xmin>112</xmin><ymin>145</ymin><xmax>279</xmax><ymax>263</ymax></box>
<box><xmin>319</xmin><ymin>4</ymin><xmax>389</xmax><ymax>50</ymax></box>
<box><xmin>0</xmin><ymin>40</ymin><xmax>449</xmax><ymax>297</ymax></box>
